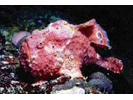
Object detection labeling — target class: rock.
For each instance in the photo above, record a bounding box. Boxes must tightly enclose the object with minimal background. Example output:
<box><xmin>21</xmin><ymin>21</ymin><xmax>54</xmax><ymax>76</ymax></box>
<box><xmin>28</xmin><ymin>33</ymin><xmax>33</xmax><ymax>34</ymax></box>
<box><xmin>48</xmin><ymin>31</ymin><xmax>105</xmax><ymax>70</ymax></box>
<box><xmin>88</xmin><ymin>72</ymin><xmax>113</xmax><ymax>93</ymax></box>
<box><xmin>50</xmin><ymin>79</ymin><xmax>86</xmax><ymax>94</ymax></box>
<box><xmin>51</xmin><ymin>78</ymin><xmax>86</xmax><ymax>91</ymax></box>
<box><xmin>51</xmin><ymin>86</ymin><xmax>85</xmax><ymax>94</ymax></box>
<box><xmin>49</xmin><ymin>78</ymin><xmax>86</xmax><ymax>94</ymax></box>
<box><xmin>0</xmin><ymin>87</ymin><xmax>4</xmax><ymax>93</ymax></box>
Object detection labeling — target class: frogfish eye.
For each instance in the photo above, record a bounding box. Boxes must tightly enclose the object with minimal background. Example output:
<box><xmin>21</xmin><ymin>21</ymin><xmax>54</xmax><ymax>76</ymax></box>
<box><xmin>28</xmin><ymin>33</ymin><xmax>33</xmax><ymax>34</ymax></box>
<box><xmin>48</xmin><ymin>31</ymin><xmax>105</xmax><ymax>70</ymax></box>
<box><xmin>96</xmin><ymin>31</ymin><xmax>103</xmax><ymax>39</ymax></box>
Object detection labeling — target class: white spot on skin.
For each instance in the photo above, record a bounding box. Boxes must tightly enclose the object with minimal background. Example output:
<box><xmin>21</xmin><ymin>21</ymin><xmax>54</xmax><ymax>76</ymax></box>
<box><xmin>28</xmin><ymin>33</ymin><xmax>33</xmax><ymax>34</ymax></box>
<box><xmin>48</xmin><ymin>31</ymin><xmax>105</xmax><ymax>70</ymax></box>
<box><xmin>56</xmin><ymin>57</ymin><xmax>64</xmax><ymax>62</ymax></box>
<box><xmin>26</xmin><ymin>59</ymin><xmax>31</xmax><ymax>63</ymax></box>
<box><xmin>31</xmin><ymin>55</ymin><xmax>37</xmax><ymax>59</ymax></box>
<box><xmin>96</xmin><ymin>54</ymin><xmax>100</xmax><ymax>59</ymax></box>
<box><xmin>29</xmin><ymin>64</ymin><xmax>32</xmax><ymax>67</ymax></box>
<box><xmin>69</xmin><ymin>55</ymin><xmax>74</xmax><ymax>60</ymax></box>
<box><xmin>39</xmin><ymin>72</ymin><xmax>42</xmax><ymax>76</ymax></box>
<box><xmin>65</xmin><ymin>50</ymin><xmax>71</xmax><ymax>55</ymax></box>
<box><xmin>50</xmin><ymin>73</ymin><xmax>53</xmax><ymax>76</ymax></box>
<box><xmin>55</xmin><ymin>62</ymin><xmax>62</xmax><ymax>67</ymax></box>
<box><xmin>107</xmin><ymin>68</ymin><xmax>109</xmax><ymax>70</ymax></box>
<box><xmin>121</xmin><ymin>66</ymin><xmax>123</xmax><ymax>70</ymax></box>
<box><xmin>59</xmin><ymin>67</ymin><xmax>82</xmax><ymax>79</ymax></box>
<box><xmin>116</xmin><ymin>71</ymin><xmax>120</xmax><ymax>74</ymax></box>
<box><xmin>55</xmin><ymin>51</ymin><xmax>65</xmax><ymax>62</ymax></box>
<box><xmin>44</xmin><ymin>45</ymin><xmax>53</xmax><ymax>53</ymax></box>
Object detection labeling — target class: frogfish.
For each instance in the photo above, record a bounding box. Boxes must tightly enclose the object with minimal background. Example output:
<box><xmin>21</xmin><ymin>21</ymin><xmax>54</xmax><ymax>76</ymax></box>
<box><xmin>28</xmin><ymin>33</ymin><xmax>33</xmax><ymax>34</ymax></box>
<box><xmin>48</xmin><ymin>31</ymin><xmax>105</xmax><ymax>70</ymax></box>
<box><xmin>12</xmin><ymin>19</ymin><xmax>123</xmax><ymax>81</ymax></box>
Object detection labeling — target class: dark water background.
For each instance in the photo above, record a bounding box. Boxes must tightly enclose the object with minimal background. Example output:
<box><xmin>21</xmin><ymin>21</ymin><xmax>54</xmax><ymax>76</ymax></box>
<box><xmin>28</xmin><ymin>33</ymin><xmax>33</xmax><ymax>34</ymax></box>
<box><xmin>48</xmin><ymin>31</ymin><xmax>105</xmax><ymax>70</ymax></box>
<box><xmin>0</xmin><ymin>6</ymin><xmax>133</xmax><ymax>93</ymax></box>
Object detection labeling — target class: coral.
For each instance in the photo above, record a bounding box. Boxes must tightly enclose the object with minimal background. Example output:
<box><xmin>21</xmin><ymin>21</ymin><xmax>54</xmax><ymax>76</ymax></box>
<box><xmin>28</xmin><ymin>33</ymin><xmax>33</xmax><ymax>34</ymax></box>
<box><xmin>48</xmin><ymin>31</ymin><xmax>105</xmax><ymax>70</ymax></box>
<box><xmin>0</xmin><ymin>69</ymin><xmax>27</xmax><ymax>94</ymax></box>
<box><xmin>18</xmin><ymin>19</ymin><xmax>123</xmax><ymax>82</ymax></box>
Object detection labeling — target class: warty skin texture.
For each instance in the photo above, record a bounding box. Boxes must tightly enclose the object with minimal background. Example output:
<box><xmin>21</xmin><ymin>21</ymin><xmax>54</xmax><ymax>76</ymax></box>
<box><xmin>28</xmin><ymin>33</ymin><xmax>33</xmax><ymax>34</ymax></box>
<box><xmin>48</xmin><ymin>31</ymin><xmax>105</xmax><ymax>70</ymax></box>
<box><xmin>18</xmin><ymin>19</ymin><xmax>123</xmax><ymax>81</ymax></box>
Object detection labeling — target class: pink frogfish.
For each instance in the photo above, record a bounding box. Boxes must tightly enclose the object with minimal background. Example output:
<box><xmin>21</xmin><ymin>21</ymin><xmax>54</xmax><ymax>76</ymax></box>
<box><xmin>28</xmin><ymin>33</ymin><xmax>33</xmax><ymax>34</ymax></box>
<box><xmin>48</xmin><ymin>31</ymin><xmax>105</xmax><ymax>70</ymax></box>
<box><xmin>14</xmin><ymin>19</ymin><xmax>123</xmax><ymax>80</ymax></box>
